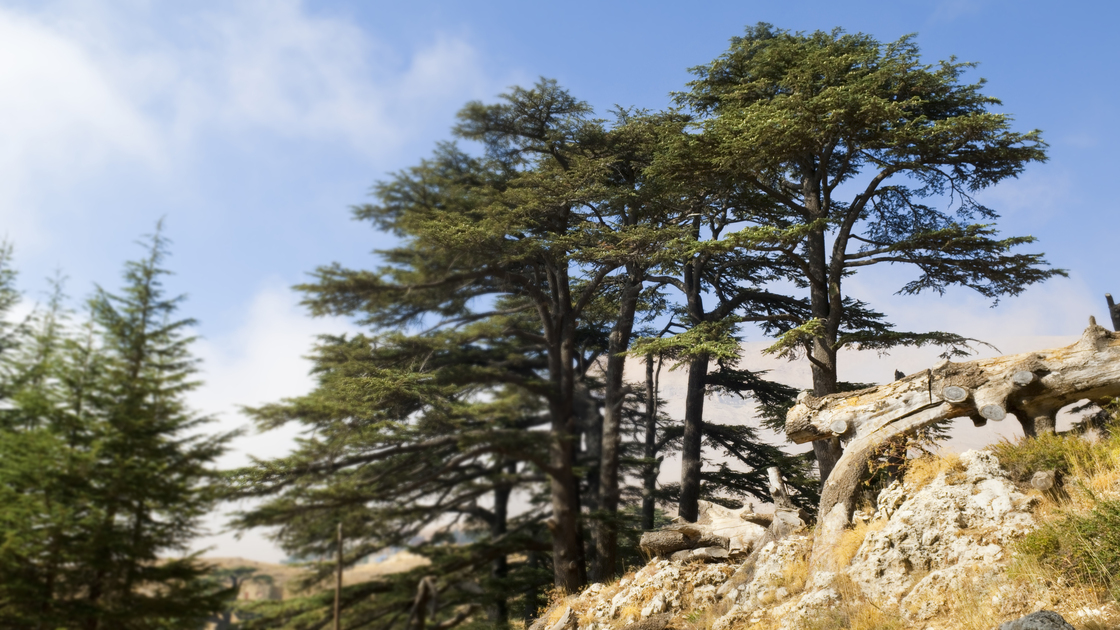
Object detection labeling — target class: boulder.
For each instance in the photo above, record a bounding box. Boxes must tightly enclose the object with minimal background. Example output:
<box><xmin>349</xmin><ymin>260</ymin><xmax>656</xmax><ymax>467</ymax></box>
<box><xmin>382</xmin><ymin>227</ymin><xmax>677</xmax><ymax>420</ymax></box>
<box><xmin>998</xmin><ymin>610</ymin><xmax>1075</xmax><ymax>630</ymax></box>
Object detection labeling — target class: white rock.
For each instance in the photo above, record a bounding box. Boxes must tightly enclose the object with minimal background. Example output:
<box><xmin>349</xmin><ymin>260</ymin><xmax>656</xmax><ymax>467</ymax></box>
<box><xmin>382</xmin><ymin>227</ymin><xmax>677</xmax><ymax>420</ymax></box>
<box><xmin>847</xmin><ymin>449</ymin><xmax>1036</xmax><ymax>604</ymax></box>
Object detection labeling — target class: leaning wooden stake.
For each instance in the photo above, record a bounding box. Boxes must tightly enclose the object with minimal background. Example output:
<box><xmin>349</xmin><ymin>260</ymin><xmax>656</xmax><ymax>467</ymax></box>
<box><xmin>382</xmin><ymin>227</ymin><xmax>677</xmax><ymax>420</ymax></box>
<box><xmin>785</xmin><ymin>320</ymin><xmax>1120</xmax><ymax>573</ymax></box>
<box><xmin>1107</xmin><ymin>293</ymin><xmax>1120</xmax><ymax>331</ymax></box>
<box><xmin>334</xmin><ymin>522</ymin><xmax>342</xmax><ymax>630</ymax></box>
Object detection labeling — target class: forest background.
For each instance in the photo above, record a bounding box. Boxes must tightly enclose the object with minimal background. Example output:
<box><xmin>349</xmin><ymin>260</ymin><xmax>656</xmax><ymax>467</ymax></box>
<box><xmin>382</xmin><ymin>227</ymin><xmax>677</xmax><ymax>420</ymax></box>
<box><xmin>0</xmin><ymin>0</ymin><xmax>1115</xmax><ymax>565</ymax></box>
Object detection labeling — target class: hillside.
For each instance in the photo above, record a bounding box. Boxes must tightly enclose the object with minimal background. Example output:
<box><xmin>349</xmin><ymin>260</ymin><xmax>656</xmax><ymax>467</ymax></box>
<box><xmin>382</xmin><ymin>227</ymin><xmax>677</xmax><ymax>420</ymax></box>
<box><xmin>530</xmin><ymin>432</ymin><xmax>1120</xmax><ymax>630</ymax></box>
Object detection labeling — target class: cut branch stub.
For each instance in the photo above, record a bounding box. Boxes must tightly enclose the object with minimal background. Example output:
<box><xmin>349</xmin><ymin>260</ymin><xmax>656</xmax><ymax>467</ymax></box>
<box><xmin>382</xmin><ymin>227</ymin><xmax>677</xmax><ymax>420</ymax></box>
<box><xmin>942</xmin><ymin>386</ymin><xmax>969</xmax><ymax>403</ymax></box>
<box><xmin>979</xmin><ymin>404</ymin><xmax>1006</xmax><ymax>422</ymax></box>
<box><xmin>786</xmin><ymin>322</ymin><xmax>1120</xmax><ymax>575</ymax></box>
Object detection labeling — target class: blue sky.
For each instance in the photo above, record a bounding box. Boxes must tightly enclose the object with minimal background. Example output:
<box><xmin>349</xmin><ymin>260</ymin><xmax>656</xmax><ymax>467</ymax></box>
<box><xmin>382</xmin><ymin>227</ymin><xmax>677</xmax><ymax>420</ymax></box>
<box><xmin>1</xmin><ymin>0</ymin><xmax>1115</xmax><ymax>560</ymax></box>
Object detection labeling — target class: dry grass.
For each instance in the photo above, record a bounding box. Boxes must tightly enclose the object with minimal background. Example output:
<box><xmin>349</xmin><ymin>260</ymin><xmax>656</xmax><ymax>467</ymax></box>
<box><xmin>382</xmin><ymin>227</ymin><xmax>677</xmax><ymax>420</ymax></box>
<box><xmin>797</xmin><ymin>574</ymin><xmax>904</xmax><ymax>630</ymax></box>
<box><xmin>831</xmin><ymin>518</ymin><xmax>886</xmax><ymax>568</ymax></box>
<box><xmin>776</xmin><ymin>551</ymin><xmax>811</xmax><ymax>594</ymax></box>
<box><xmin>902</xmin><ymin>452</ymin><xmax>963</xmax><ymax>491</ymax></box>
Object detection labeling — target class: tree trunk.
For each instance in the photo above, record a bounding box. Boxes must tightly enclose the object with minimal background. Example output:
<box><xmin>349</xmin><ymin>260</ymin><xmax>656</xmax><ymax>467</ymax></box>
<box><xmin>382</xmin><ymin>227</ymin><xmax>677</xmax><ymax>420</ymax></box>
<box><xmin>591</xmin><ymin>276</ymin><xmax>641</xmax><ymax>582</ymax></box>
<box><xmin>679</xmin><ymin>352</ymin><xmax>709</xmax><ymax>522</ymax></box>
<box><xmin>487</xmin><ymin>462</ymin><xmax>513</xmax><ymax>625</ymax></box>
<box><xmin>804</xmin><ymin>199</ymin><xmax>844</xmax><ymax>486</ymax></box>
<box><xmin>546</xmin><ymin>329</ymin><xmax>586</xmax><ymax>592</ymax></box>
<box><xmin>642</xmin><ymin>354</ymin><xmax>660</xmax><ymax>531</ymax></box>
<box><xmin>576</xmin><ymin>382</ymin><xmax>601</xmax><ymax>514</ymax></box>
<box><xmin>785</xmin><ymin>320</ymin><xmax>1120</xmax><ymax>573</ymax></box>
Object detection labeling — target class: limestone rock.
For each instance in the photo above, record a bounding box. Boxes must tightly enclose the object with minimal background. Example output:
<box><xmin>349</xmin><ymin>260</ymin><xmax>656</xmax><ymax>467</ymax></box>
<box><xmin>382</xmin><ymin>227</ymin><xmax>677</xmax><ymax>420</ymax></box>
<box><xmin>1030</xmin><ymin>470</ymin><xmax>1055</xmax><ymax>491</ymax></box>
<box><xmin>999</xmin><ymin>610</ymin><xmax>1075</xmax><ymax>630</ymax></box>
<box><xmin>848</xmin><ymin>450</ymin><xmax>1036</xmax><ymax>604</ymax></box>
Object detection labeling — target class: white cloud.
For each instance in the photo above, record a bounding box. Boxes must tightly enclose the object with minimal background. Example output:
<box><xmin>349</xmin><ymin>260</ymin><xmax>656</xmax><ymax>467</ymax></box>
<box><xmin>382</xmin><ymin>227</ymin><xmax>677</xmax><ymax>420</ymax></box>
<box><xmin>0</xmin><ymin>0</ymin><xmax>505</xmax><ymax>252</ymax></box>
<box><xmin>191</xmin><ymin>279</ymin><xmax>354</xmax><ymax>467</ymax></box>
<box><xmin>974</xmin><ymin>167</ymin><xmax>1074</xmax><ymax>227</ymax></box>
<box><xmin>189</xmin><ymin>280</ymin><xmax>354</xmax><ymax>562</ymax></box>
<box><xmin>0</xmin><ymin>7</ymin><xmax>159</xmax><ymax>247</ymax></box>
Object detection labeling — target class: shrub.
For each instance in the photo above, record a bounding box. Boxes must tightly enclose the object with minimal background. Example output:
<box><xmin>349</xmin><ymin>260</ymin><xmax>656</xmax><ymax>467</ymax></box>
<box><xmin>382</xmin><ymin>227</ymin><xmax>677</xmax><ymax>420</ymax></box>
<box><xmin>989</xmin><ymin>432</ymin><xmax>1095</xmax><ymax>483</ymax></box>
<box><xmin>1016</xmin><ymin>500</ymin><xmax>1120</xmax><ymax>599</ymax></box>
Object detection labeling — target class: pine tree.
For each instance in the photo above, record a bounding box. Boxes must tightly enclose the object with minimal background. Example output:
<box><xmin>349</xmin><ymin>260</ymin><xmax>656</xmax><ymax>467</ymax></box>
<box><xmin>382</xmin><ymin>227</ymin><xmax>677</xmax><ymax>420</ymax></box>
<box><xmin>72</xmin><ymin>225</ymin><xmax>232</xmax><ymax>629</ymax></box>
<box><xmin>0</xmin><ymin>230</ymin><xmax>231</xmax><ymax>628</ymax></box>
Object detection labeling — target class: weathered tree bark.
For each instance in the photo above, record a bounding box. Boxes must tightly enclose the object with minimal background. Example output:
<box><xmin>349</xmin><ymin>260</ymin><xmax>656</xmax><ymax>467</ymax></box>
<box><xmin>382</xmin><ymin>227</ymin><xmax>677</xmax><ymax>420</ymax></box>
<box><xmin>487</xmin><ymin>461</ymin><xmax>515</xmax><ymax>625</ymax></box>
<box><xmin>592</xmin><ymin>272</ymin><xmax>642</xmax><ymax>582</ymax></box>
<box><xmin>546</xmin><ymin>320</ymin><xmax>587</xmax><ymax>593</ymax></box>
<box><xmin>786</xmin><ymin>320</ymin><xmax>1120</xmax><ymax>573</ymax></box>
<box><xmin>641</xmin><ymin>354</ymin><xmax>661</xmax><ymax>531</ymax></box>
<box><xmin>1107</xmin><ymin>293</ymin><xmax>1120</xmax><ymax>331</ymax></box>
<box><xmin>679</xmin><ymin>352</ymin><xmax>709</xmax><ymax>522</ymax></box>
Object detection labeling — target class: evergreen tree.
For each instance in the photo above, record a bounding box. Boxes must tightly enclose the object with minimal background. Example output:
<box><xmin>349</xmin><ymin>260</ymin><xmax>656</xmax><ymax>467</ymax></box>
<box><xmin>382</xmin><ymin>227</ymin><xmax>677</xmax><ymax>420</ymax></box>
<box><xmin>76</xmin><ymin>226</ymin><xmax>231</xmax><ymax>629</ymax></box>
<box><xmin>0</xmin><ymin>229</ymin><xmax>231</xmax><ymax>628</ymax></box>
<box><xmin>679</xmin><ymin>24</ymin><xmax>1064</xmax><ymax>479</ymax></box>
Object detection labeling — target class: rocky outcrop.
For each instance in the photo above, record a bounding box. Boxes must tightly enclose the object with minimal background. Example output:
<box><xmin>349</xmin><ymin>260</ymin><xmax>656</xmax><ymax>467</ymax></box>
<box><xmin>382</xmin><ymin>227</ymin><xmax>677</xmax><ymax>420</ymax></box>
<box><xmin>848</xmin><ymin>450</ymin><xmax>1036</xmax><ymax>609</ymax></box>
<box><xmin>999</xmin><ymin>610</ymin><xmax>1075</xmax><ymax>630</ymax></box>
<box><xmin>532</xmin><ymin>449</ymin><xmax>1115</xmax><ymax>630</ymax></box>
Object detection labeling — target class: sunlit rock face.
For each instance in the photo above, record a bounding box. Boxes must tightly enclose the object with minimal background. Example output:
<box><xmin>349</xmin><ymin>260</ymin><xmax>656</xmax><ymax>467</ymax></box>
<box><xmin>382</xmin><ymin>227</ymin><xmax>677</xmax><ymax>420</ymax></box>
<box><xmin>848</xmin><ymin>450</ymin><xmax>1037</xmax><ymax>608</ymax></box>
<box><xmin>536</xmin><ymin>450</ymin><xmax>1085</xmax><ymax>630</ymax></box>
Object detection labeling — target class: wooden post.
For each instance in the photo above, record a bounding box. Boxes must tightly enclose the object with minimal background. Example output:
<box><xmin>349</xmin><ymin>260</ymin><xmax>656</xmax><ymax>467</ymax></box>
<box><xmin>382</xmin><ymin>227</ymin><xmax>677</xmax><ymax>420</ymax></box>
<box><xmin>1107</xmin><ymin>294</ymin><xmax>1120</xmax><ymax>332</ymax></box>
<box><xmin>334</xmin><ymin>522</ymin><xmax>342</xmax><ymax>630</ymax></box>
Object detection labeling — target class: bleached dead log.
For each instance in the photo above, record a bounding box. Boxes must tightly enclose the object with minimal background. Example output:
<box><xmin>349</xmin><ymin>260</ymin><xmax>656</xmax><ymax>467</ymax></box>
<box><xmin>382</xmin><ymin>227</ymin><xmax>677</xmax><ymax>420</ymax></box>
<box><xmin>785</xmin><ymin>320</ymin><xmax>1120</xmax><ymax>572</ymax></box>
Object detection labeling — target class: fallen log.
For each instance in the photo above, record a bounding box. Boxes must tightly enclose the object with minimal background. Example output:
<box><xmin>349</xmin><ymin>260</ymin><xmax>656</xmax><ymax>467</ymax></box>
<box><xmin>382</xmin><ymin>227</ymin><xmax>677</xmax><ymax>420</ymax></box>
<box><xmin>784</xmin><ymin>319</ymin><xmax>1120</xmax><ymax>572</ymax></box>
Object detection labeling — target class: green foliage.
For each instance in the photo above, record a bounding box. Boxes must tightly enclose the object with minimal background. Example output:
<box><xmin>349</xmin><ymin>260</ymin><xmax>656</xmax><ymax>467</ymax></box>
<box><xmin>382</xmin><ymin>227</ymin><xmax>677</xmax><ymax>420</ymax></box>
<box><xmin>234</xmin><ymin>21</ymin><xmax>1066</xmax><ymax>627</ymax></box>
<box><xmin>0</xmin><ymin>230</ymin><xmax>231</xmax><ymax>628</ymax></box>
<box><xmin>1017</xmin><ymin>501</ymin><xmax>1120</xmax><ymax>599</ymax></box>
<box><xmin>989</xmin><ymin>430</ymin><xmax>1118</xmax><ymax>483</ymax></box>
<box><xmin>678</xmin><ymin>23</ymin><xmax>1062</xmax><ymax>397</ymax></box>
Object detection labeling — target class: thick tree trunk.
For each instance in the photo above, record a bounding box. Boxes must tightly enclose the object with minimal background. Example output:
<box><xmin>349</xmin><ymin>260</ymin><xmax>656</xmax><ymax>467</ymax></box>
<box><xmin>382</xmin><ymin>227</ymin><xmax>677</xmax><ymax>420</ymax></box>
<box><xmin>591</xmin><ymin>277</ymin><xmax>641</xmax><ymax>581</ymax></box>
<box><xmin>576</xmin><ymin>382</ymin><xmax>601</xmax><ymax>513</ymax></box>
<box><xmin>786</xmin><ymin>320</ymin><xmax>1120</xmax><ymax>573</ymax></box>
<box><xmin>642</xmin><ymin>354</ymin><xmax>660</xmax><ymax>531</ymax></box>
<box><xmin>803</xmin><ymin>187</ymin><xmax>844</xmax><ymax>486</ymax></box>
<box><xmin>679</xmin><ymin>353</ymin><xmax>710</xmax><ymax>522</ymax></box>
<box><xmin>546</xmin><ymin>330</ymin><xmax>586</xmax><ymax>592</ymax></box>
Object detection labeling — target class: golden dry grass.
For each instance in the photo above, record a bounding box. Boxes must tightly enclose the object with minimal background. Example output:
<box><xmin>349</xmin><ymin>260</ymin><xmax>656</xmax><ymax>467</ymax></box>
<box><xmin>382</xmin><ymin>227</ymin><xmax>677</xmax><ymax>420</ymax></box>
<box><xmin>831</xmin><ymin>518</ymin><xmax>886</xmax><ymax>568</ymax></box>
<box><xmin>902</xmin><ymin>452</ymin><xmax>963</xmax><ymax>491</ymax></box>
<box><xmin>776</xmin><ymin>551</ymin><xmax>811</xmax><ymax>594</ymax></box>
<box><xmin>797</xmin><ymin>574</ymin><xmax>904</xmax><ymax>630</ymax></box>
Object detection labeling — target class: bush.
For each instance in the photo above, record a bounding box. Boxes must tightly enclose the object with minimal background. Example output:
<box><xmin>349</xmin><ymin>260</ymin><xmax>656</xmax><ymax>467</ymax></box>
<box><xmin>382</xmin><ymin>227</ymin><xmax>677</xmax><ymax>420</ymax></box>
<box><xmin>1017</xmin><ymin>500</ymin><xmax>1120</xmax><ymax>599</ymax></box>
<box><xmin>989</xmin><ymin>432</ymin><xmax>1094</xmax><ymax>483</ymax></box>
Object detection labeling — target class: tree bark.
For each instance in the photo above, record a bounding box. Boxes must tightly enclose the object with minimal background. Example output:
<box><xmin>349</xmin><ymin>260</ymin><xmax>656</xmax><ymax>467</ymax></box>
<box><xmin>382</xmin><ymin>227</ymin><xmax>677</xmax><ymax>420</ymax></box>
<box><xmin>487</xmin><ymin>462</ymin><xmax>514</xmax><ymax>625</ymax></box>
<box><xmin>785</xmin><ymin>320</ymin><xmax>1120</xmax><ymax>572</ymax></box>
<box><xmin>679</xmin><ymin>352</ymin><xmax>710</xmax><ymax>522</ymax></box>
<box><xmin>642</xmin><ymin>354</ymin><xmax>661</xmax><ymax>531</ymax></box>
<box><xmin>803</xmin><ymin>171</ymin><xmax>844</xmax><ymax>486</ymax></box>
<box><xmin>546</xmin><ymin>319</ymin><xmax>586</xmax><ymax>592</ymax></box>
<box><xmin>592</xmin><ymin>275</ymin><xmax>641</xmax><ymax>581</ymax></box>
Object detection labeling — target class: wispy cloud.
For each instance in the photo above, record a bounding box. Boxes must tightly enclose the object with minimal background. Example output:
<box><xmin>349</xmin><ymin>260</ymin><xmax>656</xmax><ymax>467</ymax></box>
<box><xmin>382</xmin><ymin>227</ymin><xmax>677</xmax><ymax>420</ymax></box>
<box><xmin>0</xmin><ymin>0</ymin><xmax>506</xmax><ymax>252</ymax></box>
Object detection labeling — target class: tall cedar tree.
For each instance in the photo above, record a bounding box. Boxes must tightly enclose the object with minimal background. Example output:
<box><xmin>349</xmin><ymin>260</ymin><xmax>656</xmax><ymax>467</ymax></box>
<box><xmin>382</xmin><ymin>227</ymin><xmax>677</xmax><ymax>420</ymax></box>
<box><xmin>679</xmin><ymin>25</ymin><xmax>1063</xmax><ymax>480</ymax></box>
<box><xmin>629</xmin><ymin>115</ymin><xmax>818</xmax><ymax>521</ymax></box>
<box><xmin>297</xmin><ymin>81</ymin><xmax>666</xmax><ymax>592</ymax></box>
<box><xmin>233</xmin><ymin>310</ymin><xmax>559</xmax><ymax>629</ymax></box>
